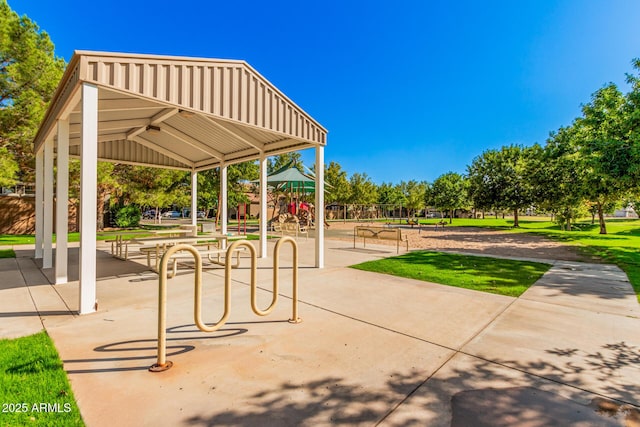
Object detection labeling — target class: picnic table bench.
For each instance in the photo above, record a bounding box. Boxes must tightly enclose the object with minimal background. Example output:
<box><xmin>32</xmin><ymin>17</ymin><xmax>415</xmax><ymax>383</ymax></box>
<box><xmin>272</xmin><ymin>221</ymin><xmax>309</xmax><ymax>239</ymax></box>
<box><xmin>131</xmin><ymin>234</ymin><xmax>245</xmax><ymax>273</ymax></box>
<box><xmin>146</xmin><ymin>243</ymin><xmax>247</xmax><ymax>278</ymax></box>
<box><xmin>434</xmin><ymin>220</ymin><xmax>447</xmax><ymax>230</ymax></box>
<box><xmin>353</xmin><ymin>226</ymin><xmax>408</xmax><ymax>254</ymax></box>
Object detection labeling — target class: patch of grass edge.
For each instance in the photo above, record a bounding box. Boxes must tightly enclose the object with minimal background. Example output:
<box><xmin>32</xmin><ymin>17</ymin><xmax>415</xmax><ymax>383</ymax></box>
<box><xmin>350</xmin><ymin>251</ymin><xmax>551</xmax><ymax>297</ymax></box>
<box><xmin>0</xmin><ymin>331</ymin><xmax>84</xmax><ymax>426</ymax></box>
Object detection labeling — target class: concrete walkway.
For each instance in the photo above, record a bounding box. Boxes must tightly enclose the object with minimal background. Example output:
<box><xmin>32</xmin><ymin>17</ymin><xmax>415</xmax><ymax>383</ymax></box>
<box><xmin>1</xmin><ymin>238</ymin><xmax>639</xmax><ymax>426</ymax></box>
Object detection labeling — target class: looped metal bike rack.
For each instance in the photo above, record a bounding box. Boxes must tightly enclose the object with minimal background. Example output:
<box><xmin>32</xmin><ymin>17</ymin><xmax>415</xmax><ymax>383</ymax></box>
<box><xmin>150</xmin><ymin>237</ymin><xmax>301</xmax><ymax>372</ymax></box>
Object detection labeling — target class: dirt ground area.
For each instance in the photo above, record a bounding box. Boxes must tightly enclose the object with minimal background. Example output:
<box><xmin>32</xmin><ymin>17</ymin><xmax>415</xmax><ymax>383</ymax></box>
<box><xmin>325</xmin><ymin>221</ymin><xmax>596</xmax><ymax>262</ymax></box>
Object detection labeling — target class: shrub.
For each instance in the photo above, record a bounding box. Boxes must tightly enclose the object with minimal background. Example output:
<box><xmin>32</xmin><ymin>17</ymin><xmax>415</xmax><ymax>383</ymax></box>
<box><xmin>114</xmin><ymin>205</ymin><xmax>141</xmax><ymax>228</ymax></box>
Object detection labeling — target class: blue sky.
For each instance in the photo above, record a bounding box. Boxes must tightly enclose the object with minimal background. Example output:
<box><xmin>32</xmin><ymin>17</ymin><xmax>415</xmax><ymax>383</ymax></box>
<box><xmin>9</xmin><ymin>0</ymin><xmax>640</xmax><ymax>183</ymax></box>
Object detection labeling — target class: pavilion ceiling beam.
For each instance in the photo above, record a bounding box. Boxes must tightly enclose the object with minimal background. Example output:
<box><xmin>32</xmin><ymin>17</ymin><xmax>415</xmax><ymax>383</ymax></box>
<box><xmin>67</xmin><ymin>132</ymin><xmax>128</xmax><ymax>146</ymax></box>
<box><xmin>161</xmin><ymin>124</ymin><xmax>225</xmax><ymax>160</ymax></box>
<box><xmin>203</xmin><ymin>116</ymin><xmax>264</xmax><ymax>151</ymax></box>
<box><xmin>126</xmin><ymin>108</ymin><xmax>179</xmax><ymax>140</ymax></box>
<box><xmin>69</xmin><ymin>118</ymin><xmax>149</xmax><ymax>134</ymax></box>
<box><xmin>194</xmin><ymin>160</ymin><xmax>222</xmax><ymax>172</ymax></box>
<box><xmin>71</xmin><ymin>98</ymin><xmax>163</xmax><ymax>113</ymax></box>
<box><xmin>132</xmin><ymin>135</ymin><xmax>193</xmax><ymax>167</ymax></box>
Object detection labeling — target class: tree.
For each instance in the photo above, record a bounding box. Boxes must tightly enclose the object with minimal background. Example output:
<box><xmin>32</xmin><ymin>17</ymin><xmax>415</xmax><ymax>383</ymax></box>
<box><xmin>0</xmin><ymin>145</ymin><xmax>18</xmax><ymax>187</ymax></box>
<box><xmin>0</xmin><ymin>0</ymin><xmax>65</xmax><ymax>182</ymax></box>
<box><xmin>400</xmin><ymin>180</ymin><xmax>428</xmax><ymax>220</ymax></box>
<box><xmin>428</xmin><ymin>173</ymin><xmax>467</xmax><ymax>223</ymax></box>
<box><xmin>348</xmin><ymin>173</ymin><xmax>378</xmax><ymax>219</ymax></box>
<box><xmin>377</xmin><ymin>182</ymin><xmax>404</xmax><ymax>218</ymax></box>
<box><xmin>579</xmin><ymin>84</ymin><xmax>629</xmax><ymax>234</ymax></box>
<box><xmin>117</xmin><ymin>166</ymin><xmax>190</xmax><ymax>224</ymax></box>
<box><xmin>467</xmin><ymin>145</ymin><xmax>539</xmax><ymax>227</ymax></box>
<box><xmin>324</xmin><ymin>161</ymin><xmax>350</xmax><ymax>205</ymax></box>
<box><xmin>623</xmin><ymin>58</ymin><xmax>640</xmax><ymax>186</ymax></box>
<box><xmin>194</xmin><ymin>161</ymin><xmax>259</xmax><ymax>223</ymax></box>
<box><xmin>536</xmin><ymin>125</ymin><xmax>586</xmax><ymax>231</ymax></box>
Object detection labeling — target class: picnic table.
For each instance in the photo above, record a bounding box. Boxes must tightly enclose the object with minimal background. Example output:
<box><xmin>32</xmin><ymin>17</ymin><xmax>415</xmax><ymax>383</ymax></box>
<box><xmin>131</xmin><ymin>234</ymin><xmax>247</xmax><ymax>274</ymax></box>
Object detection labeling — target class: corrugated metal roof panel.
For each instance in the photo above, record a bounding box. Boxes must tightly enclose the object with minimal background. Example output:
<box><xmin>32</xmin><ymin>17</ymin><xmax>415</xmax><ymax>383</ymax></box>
<box><xmin>35</xmin><ymin>51</ymin><xmax>327</xmax><ymax>168</ymax></box>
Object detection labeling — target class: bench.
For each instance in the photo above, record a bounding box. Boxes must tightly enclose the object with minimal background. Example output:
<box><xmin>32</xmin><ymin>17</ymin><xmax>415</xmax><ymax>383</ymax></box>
<box><xmin>108</xmin><ymin>235</ymin><xmax>139</xmax><ymax>260</ymax></box>
<box><xmin>272</xmin><ymin>221</ymin><xmax>308</xmax><ymax>239</ymax></box>
<box><xmin>407</xmin><ymin>218</ymin><xmax>420</xmax><ymax>228</ymax></box>
<box><xmin>353</xmin><ymin>226</ymin><xmax>408</xmax><ymax>254</ymax></box>
<box><xmin>434</xmin><ymin>220</ymin><xmax>447</xmax><ymax>230</ymax></box>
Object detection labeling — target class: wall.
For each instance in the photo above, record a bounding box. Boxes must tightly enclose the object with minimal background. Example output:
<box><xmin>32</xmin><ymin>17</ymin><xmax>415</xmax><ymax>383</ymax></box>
<box><xmin>0</xmin><ymin>196</ymin><xmax>78</xmax><ymax>235</ymax></box>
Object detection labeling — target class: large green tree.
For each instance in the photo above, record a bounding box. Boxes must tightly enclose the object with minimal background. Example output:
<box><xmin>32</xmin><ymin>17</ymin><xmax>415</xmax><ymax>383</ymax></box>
<box><xmin>467</xmin><ymin>145</ymin><xmax>539</xmax><ymax>227</ymax></box>
<box><xmin>377</xmin><ymin>182</ymin><xmax>404</xmax><ymax>217</ymax></box>
<box><xmin>428</xmin><ymin>173</ymin><xmax>467</xmax><ymax>223</ymax></box>
<box><xmin>195</xmin><ymin>161</ymin><xmax>259</xmax><ymax>222</ymax></box>
<box><xmin>579</xmin><ymin>84</ymin><xmax>629</xmax><ymax>234</ymax></box>
<box><xmin>324</xmin><ymin>161</ymin><xmax>350</xmax><ymax>204</ymax></box>
<box><xmin>0</xmin><ymin>0</ymin><xmax>65</xmax><ymax>182</ymax></box>
<box><xmin>537</xmin><ymin>125</ymin><xmax>586</xmax><ymax>230</ymax></box>
<box><xmin>348</xmin><ymin>172</ymin><xmax>378</xmax><ymax>219</ymax></box>
<box><xmin>0</xmin><ymin>145</ymin><xmax>18</xmax><ymax>187</ymax></box>
<box><xmin>400</xmin><ymin>180</ymin><xmax>428</xmax><ymax>220</ymax></box>
<box><xmin>118</xmin><ymin>166</ymin><xmax>190</xmax><ymax>224</ymax></box>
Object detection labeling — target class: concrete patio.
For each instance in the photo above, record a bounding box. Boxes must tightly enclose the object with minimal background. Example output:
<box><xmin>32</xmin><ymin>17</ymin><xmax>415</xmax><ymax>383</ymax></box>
<box><xmin>1</xmin><ymin>237</ymin><xmax>639</xmax><ymax>426</ymax></box>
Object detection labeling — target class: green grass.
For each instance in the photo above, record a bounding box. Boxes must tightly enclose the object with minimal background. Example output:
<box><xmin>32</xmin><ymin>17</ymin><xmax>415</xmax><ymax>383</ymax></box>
<box><xmin>413</xmin><ymin>217</ymin><xmax>640</xmax><ymax>302</ymax></box>
<box><xmin>351</xmin><ymin>251</ymin><xmax>551</xmax><ymax>297</ymax></box>
<box><xmin>0</xmin><ymin>331</ymin><xmax>84</xmax><ymax>426</ymax></box>
<box><xmin>0</xmin><ymin>249</ymin><xmax>15</xmax><ymax>258</ymax></box>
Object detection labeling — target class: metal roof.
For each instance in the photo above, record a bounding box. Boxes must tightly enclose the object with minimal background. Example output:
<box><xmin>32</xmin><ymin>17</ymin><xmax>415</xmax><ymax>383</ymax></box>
<box><xmin>34</xmin><ymin>51</ymin><xmax>327</xmax><ymax>170</ymax></box>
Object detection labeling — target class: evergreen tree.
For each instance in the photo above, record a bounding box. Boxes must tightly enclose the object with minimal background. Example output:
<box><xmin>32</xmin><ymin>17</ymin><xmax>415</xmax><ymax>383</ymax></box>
<box><xmin>0</xmin><ymin>0</ymin><xmax>66</xmax><ymax>182</ymax></box>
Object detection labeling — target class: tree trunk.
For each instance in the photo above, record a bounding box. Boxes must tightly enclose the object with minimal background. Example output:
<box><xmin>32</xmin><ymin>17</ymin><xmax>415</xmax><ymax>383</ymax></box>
<box><xmin>597</xmin><ymin>202</ymin><xmax>607</xmax><ymax>234</ymax></box>
<box><xmin>566</xmin><ymin>216</ymin><xmax>572</xmax><ymax>232</ymax></box>
<box><xmin>513</xmin><ymin>209</ymin><xmax>519</xmax><ymax>227</ymax></box>
<box><xmin>449</xmin><ymin>209</ymin><xmax>453</xmax><ymax>224</ymax></box>
<box><xmin>591</xmin><ymin>212</ymin><xmax>595</xmax><ymax>224</ymax></box>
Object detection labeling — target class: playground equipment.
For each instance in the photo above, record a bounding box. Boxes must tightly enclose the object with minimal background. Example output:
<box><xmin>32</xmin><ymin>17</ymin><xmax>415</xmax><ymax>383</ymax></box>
<box><xmin>149</xmin><ymin>236</ymin><xmax>300</xmax><ymax>372</ymax></box>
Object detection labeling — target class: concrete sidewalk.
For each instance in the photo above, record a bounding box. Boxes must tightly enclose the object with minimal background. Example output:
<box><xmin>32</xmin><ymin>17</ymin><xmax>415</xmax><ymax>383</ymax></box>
<box><xmin>1</xmin><ymin>238</ymin><xmax>639</xmax><ymax>426</ymax></box>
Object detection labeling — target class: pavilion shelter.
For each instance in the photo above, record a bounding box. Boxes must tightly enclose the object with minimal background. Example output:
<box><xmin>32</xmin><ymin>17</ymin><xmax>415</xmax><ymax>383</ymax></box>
<box><xmin>32</xmin><ymin>51</ymin><xmax>327</xmax><ymax>314</ymax></box>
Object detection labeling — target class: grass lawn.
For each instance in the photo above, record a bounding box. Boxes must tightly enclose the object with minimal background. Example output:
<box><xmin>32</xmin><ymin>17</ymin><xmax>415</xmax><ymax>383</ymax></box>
<box><xmin>351</xmin><ymin>251</ymin><xmax>551</xmax><ymax>297</ymax></box>
<box><xmin>427</xmin><ymin>217</ymin><xmax>640</xmax><ymax>302</ymax></box>
<box><xmin>0</xmin><ymin>249</ymin><xmax>15</xmax><ymax>258</ymax></box>
<box><xmin>0</xmin><ymin>331</ymin><xmax>84</xmax><ymax>426</ymax></box>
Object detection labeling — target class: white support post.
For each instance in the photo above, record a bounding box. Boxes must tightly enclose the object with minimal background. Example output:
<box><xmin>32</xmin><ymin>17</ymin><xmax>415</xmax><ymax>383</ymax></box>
<box><xmin>34</xmin><ymin>149</ymin><xmax>44</xmax><ymax>259</ymax></box>
<box><xmin>259</xmin><ymin>153</ymin><xmax>268</xmax><ymax>258</ymax></box>
<box><xmin>315</xmin><ymin>145</ymin><xmax>325</xmax><ymax>268</ymax></box>
<box><xmin>191</xmin><ymin>170</ymin><xmax>198</xmax><ymax>229</ymax></box>
<box><xmin>220</xmin><ymin>163</ymin><xmax>228</xmax><ymax>248</ymax></box>
<box><xmin>43</xmin><ymin>138</ymin><xmax>54</xmax><ymax>269</ymax></box>
<box><xmin>79</xmin><ymin>83</ymin><xmax>98</xmax><ymax>314</ymax></box>
<box><xmin>55</xmin><ymin>119</ymin><xmax>69</xmax><ymax>284</ymax></box>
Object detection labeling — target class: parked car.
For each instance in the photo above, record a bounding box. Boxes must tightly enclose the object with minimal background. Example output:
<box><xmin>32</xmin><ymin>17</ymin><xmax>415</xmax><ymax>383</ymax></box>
<box><xmin>184</xmin><ymin>210</ymin><xmax>207</xmax><ymax>218</ymax></box>
<box><xmin>142</xmin><ymin>209</ymin><xmax>157</xmax><ymax>219</ymax></box>
<box><xmin>161</xmin><ymin>210</ymin><xmax>181</xmax><ymax>218</ymax></box>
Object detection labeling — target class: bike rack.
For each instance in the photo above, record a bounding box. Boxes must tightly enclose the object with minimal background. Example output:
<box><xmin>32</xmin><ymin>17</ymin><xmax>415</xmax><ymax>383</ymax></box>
<box><xmin>149</xmin><ymin>236</ymin><xmax>301</xmax><ymax>372</ymax></box>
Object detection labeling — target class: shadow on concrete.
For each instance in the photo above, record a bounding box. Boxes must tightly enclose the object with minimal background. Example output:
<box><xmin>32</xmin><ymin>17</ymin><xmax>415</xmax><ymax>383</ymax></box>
<box><xmin>530</xmin><ymin>268</ymin><xmax>634</xmax><ymax>300</ymax></box>
<box><xmin>450</xmin><ymin>387</ymin><xmax>622</xmax><ymax>427</ymax></box>
<box><xmin>0</xmin><ymin>310</ymin><xmax>75</xmax><ymax>317</ymax></box>
<box><xmin>180</xmin><ymin>343</ymin><xmax>638</xmax><ymax>426</ymax></box>
<box><xmin>63</xmin><ymin>326</ymin><xmax>248</xmax><ymax>374</ymax></box>
<box><xmin>174</xmin><ymin>343</ymin><xmax>640</xmax><ymax>426</ymax></box>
